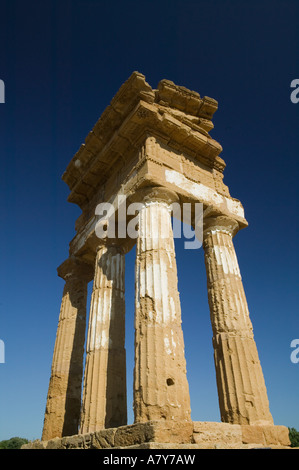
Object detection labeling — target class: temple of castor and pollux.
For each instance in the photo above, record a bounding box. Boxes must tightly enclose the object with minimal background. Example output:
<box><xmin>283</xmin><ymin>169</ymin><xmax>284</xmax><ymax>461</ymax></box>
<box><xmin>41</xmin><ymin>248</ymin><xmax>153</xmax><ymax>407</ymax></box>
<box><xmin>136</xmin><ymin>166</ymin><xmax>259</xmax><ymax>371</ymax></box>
<box><xmin>24</xmin><ymin>73</ymin><xmax>290</xmax><ymax>449</ymax></box>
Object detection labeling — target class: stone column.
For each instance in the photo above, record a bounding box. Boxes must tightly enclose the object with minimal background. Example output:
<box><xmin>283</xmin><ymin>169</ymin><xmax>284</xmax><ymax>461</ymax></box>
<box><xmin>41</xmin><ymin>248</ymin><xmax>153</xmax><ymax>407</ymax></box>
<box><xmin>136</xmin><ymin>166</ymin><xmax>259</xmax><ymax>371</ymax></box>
<box><xmin>134</xmin><ymin>187</ymin><xmax>191</xmax><ymax>423</ymax></box>
<box><xmin>203</xmin><ymin>215</ymin><xmax>273</xmax><ymax>425</ymax></box>
<box><xmin>80</xmin><ymin>244</ymin><xmax>127</xmax><ymax>433</ymax></box>
<box><xmin>42</xmin><ymin>257</ymin><xmax>92</xmax><ymax>441</ymax></box>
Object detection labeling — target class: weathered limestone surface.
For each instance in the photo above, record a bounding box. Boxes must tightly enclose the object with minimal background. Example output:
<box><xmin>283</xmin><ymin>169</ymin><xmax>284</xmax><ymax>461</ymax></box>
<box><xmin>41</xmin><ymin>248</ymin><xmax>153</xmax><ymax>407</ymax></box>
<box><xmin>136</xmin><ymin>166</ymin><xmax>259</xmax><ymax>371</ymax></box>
<box><xmin>193</xmin><ymin>421</ymin><xmax>290</xmax><ymax>449</ymax></box>
<box><xmin>134</xmin><ymin>187</ymin><xmax>191</xmax><ymax>422</ymax></box>
<box><xmin>64</xmin><ymin>72</ymin><xmax>247</xmax><ymax>257</ymax></box>
<box><xmin>203</xmin><ymin>215</ymin><xmax>273</xmax><ymax>425</ymax></box>
<box><xmin>39</xmin><ymin>72</ymin><xmax>289</xmax><ymax>449</ymax></box>
<box><xmin>80</xmin><ymin>245</ymin><xmax>127</xmax><ymax>433</ymax></box>
<box><xmin>23</xmin><ymin>421</ymin><xmax>291</xmax><ymax>449</ymax></box>
<box><xmin>42</xmin><ymin>258</ymin><xmax>92</xmax><ymax>441</ymax></box>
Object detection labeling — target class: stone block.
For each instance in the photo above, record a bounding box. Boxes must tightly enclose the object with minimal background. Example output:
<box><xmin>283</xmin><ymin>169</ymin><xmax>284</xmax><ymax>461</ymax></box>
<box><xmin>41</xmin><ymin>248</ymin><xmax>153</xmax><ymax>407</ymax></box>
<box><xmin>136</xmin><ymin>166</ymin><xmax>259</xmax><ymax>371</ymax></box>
<box><xmin>21</xmin><ymin>421</ymin><xmax>292</xmax><ymax>449</ymax></box>
<box><xmin>91</xmin><ymin>428</ymin><xmax>117</xmax><ymax>449</ymax></box>
<box><xmin>193</xmin><ymin>421</ymin><xmax>242</xmax><ymax>447</ymax></box>
<box><xmin>241</xmin><ymin>425</ymin><xmax>266</xmax><ymax>445</ymax></box>
<box><xmin>263</xmin><ymin>425</ymin><xmax>291</xmax><ymax>447</ymax></box>
<box><xmin>61</xmin><ymin>434</ymin><xmax>85</xmax><ymax>449</ymax></box>
<box><xmin>241</xmin><ymin>424</ymin><xmax>291</xmax><ymax>447</ymax></box>
<box><xmin>151</xmin><ymin>420</ymin><xmax>194</xmax><ymax>444</ymax></box>
<box><xmin>22</xmin><ymin>440</ymin><xmax>47</xmax><ymax>449</ymax></box>
<box><xmin>45</xmin><ymin>437</ymin><xmax>64</xmax><ymax>449</ymax></box>
<box><xmin>114</xmin><ymin>422</ymin><xmax>154</xmax><ymax>447</ymax></box>
<box><xmin>115</xmin><ymin>442</ymin><xmax>202</xmax><ymax>450</ymax></box>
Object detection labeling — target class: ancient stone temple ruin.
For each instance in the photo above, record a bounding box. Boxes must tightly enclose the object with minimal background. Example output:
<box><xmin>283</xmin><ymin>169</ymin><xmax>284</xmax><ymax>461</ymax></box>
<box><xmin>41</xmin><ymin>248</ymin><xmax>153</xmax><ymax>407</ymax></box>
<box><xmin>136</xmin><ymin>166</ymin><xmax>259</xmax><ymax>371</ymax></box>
<box><xmin>31</xmin><ymin>73</ymin><xmax>289</xmax><ymax>449</ymax></box>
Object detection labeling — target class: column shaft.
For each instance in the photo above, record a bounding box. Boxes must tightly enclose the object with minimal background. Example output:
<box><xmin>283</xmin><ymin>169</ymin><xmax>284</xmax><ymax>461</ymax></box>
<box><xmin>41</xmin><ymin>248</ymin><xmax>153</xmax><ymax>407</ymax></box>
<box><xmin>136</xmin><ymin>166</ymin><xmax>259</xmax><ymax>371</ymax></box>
<box><xmin>203</xmin><ymin>217</ymin><xmax>273</xmax><ymax>425</ymax></box>
<box><xmin>134</xmin><ymin>199</ymin><xmax>191</xmax><ymax>422</ymax></box>
<box><xmin>80</xmin><ymin>245</ymin><xmax>127</xmax><ymax>433</ymax></box>
<box><xmin>42</xmin><ymin>275</ymin><xmax>88</xmax><ymax>440</ymax></box>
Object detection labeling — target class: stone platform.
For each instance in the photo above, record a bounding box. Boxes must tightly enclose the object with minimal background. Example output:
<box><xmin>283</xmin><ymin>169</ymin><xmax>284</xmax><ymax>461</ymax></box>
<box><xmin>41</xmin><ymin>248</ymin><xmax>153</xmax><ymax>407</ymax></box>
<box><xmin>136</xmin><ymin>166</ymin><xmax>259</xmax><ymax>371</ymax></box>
<box><xmin>22</xmin><ymin>420</ymin><xmax>291</xmax><ymax>449</ymax></box>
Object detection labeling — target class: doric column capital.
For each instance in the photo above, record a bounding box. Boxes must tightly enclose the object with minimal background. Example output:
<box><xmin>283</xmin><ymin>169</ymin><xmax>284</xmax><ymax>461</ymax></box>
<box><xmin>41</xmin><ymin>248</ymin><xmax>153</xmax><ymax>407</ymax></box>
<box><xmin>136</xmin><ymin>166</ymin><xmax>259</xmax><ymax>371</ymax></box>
<box><xmin>203</xmin><ymin>214</ymin><xmax>239</xmax><ymax>238</ymax></box>
<box><xmin>57</xmin><ymin>256</ymin><xmax>93</xmax><ymax>282</ymax></box>
<box><xmin>95</xmin><ymin>240</ymin><xmax>127</xmax><ymax>255</ymax></box>
<box><xmin>88</xmin><ymin>219</ymin><xmax>134</xmax><ymax>256</ymax></box>
<box><xmin>133</xmin><ymin>185</ymin><xmax>180</xmax><ymax>206</ymax></box>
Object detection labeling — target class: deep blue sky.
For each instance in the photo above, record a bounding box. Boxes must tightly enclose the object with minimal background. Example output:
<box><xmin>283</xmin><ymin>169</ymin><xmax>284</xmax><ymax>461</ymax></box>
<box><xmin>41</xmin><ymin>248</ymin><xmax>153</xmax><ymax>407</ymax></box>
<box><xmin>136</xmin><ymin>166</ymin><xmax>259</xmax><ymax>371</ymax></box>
<box><xmin>0</xmin><ymin>0</ymin><xmax>298</xmax><ymax>441</ymax></box>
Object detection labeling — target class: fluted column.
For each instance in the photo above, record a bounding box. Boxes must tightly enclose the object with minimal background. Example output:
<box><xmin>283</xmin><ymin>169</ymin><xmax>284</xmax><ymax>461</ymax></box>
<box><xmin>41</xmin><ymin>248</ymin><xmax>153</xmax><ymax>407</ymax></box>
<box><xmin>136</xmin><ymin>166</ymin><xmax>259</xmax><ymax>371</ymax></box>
<box><xmin>203</xmin><ymin>215</ymin><xmax>273</xmax><ymax>425</ymax></box>
<box><xmin>134</xmin><ymin>187</ymin><xmax>191</xmax><ymax>423</ymax></box>
<box><xmin>80</xmin><ymin>244</ymin><xmax>127</xmax><ymax>433</ymax></box>
<box><xmin>42</xmin><ymin>257</ymin><xmax>92</xmax><ymax>441</ymax></box>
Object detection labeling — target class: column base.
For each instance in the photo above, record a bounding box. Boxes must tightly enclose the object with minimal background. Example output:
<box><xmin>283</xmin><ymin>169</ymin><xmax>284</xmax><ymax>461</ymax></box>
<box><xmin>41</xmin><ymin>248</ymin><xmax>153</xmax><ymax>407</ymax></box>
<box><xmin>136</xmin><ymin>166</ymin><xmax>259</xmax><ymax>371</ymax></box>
<box><xmin>22</xmin><ymin>420</ymin><xmax>291</xmax><ymax>449</ymax></box>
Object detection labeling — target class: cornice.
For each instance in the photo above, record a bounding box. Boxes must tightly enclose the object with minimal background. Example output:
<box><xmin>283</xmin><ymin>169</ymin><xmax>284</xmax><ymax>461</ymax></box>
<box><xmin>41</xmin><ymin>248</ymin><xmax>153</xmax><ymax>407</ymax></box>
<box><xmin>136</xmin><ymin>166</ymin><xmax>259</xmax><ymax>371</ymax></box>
<box><xmin>62</xmin><ymin>72</ymin><xmax>223</xmax><ymax>209</ymax></box>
